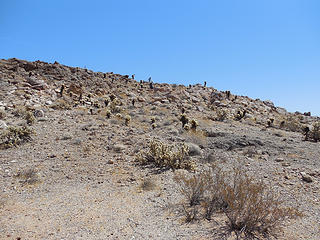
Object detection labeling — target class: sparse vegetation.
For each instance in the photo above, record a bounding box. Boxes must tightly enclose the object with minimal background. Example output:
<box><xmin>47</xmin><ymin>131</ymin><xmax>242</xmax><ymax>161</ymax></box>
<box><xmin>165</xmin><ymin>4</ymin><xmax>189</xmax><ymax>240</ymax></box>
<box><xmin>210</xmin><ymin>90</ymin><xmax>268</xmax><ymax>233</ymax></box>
<box><xmin>0</xmin><ymin>126</ymin><xmax>34</xmax><ymax>149</ymax></box>
<box><xmin>136</xmin><ymin>140</ymin><xmax>195</xmax><ymax>171</ymax></box>
<box><xmin>16</xmin><ymin>168</ymin><xmax>40</xmax><ymax>185</ymax></box>
<box><xmin>180</xmin><ymin>114</ymin><xmax>189</xmax><ymax>128</ymax></box>
<box><xmin>309</xmin><ymin>121</ymin><xmax>320</xmax><ymax>142</ymax></box>
<box><xmin>139</xmin><ymin>178</ymin><xmax>156</xmax><ymax>191</ymax></box>
<box><xmin>25</xmin><ymin>111</ymin><xmax>36</xmax><ymax>125</ymax></box>
<box><xmin>174</xmin><ymin>163</ymin><xmax>302</xmax><ymax>238</ymax></box>
<box><xmin>190</xmin><ymin>119</ymin><xmax>198</xmax><ymax>130</ymax></box>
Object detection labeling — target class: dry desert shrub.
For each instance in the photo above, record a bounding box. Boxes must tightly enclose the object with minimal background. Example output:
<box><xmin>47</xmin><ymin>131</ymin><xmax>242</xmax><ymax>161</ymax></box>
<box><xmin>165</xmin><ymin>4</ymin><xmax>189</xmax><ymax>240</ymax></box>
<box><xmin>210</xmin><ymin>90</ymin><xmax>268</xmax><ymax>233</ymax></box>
<box><xmin>309</xmin><ymin>121</ymin><xmax>320</xmax><ymax>142</ymax></box>
<box><xmin>174</xmin><ymin>172</ymin><xmax>208</xmax><ymax>207</ymax></box>
<box><xmin>221</xmin><ymin>165</ymin><xmax>301</xmax><ymax>239</ymax></box>
<box><xmin>174</xmin><ymin>163</ymin><xmax>302</xmax><ymax>238</ymax></box>
<box><xmin>136</xmin><ymin>140</ymin><xmax>195</xmax><ymax>171</ymax></box>
<box><xmin>0</xmin><ymin>126</ymin><xmax>34</xmax><ymax>149</ymax></box>
<box><xmin>139</xmin><ymin>178</ymin><xmax>156</xmax><ymax>191</ymax></box>
<box><xmin>16</xmin><ymin>168</ymin><xmax>40</xmax><ymax>185</ymax></box>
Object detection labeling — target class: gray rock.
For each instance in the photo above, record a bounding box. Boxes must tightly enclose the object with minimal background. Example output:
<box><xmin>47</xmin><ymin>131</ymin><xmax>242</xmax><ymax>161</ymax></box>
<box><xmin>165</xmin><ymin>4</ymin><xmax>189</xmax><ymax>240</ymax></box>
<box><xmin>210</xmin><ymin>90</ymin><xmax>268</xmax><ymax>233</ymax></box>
<box><xmin>0</xmin><ymin>120</ymin><xmax>8</xmax><ymax>130</ymax></box>
<box><xmin>34</xmin><ymin>109</ymin><xmax>44</xmax><ymax>118</ymax></box>
<box><xmin>301</xmin><ymin>172</ymin><xmax>313</xmax><ymax>183</ymax></box>
<box><xmin>114</xmin><ymin>144</ymin><xmax>126</xmax><ymax>153</ymax></box>
<box><xmin>186</xmin><ymin>142</ymin><xmax>202</xmax><ymax>156</ymax></box>
<box><xmin>275</xmin><ymin>158</ymin><xmax>284</xmax><ymax>162</ymax></box>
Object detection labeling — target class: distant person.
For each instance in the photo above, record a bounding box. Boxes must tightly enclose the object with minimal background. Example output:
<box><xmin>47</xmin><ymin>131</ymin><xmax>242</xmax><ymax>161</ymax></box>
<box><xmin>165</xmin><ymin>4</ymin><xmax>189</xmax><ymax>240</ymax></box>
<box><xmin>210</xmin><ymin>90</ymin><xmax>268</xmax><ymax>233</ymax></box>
<box><xmin>148</xmin><ymin>77</ymin><xmax>152</xmax><ymax>82</ymax></box>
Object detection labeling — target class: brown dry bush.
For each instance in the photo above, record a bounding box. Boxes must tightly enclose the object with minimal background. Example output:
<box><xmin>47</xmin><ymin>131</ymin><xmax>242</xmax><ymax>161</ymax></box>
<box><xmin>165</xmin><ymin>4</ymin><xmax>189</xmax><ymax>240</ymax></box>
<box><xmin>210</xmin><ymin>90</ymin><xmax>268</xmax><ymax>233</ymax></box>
<box><xmin>16</xmin><ymin>168</ymin><xmax>40</xmax><ymax>185</ymax></box>
<box><xmin>174</xmin><ymin>163</ymin><xmax>302</xmax><ymax>238</ymax></box>
<box><xmin>202</xmin><ymin>165</ymin><xmax>227</xmax><ymax>220</ymax></box>
<box><xmin>174</xmin><ymin>172</ymin><xmax>208</xmax><ymax>207</ymax></box>
<box><xmin>221</xmin><ymin>165</ymin><xmax>301</xmax><ymax>239</ymax></box>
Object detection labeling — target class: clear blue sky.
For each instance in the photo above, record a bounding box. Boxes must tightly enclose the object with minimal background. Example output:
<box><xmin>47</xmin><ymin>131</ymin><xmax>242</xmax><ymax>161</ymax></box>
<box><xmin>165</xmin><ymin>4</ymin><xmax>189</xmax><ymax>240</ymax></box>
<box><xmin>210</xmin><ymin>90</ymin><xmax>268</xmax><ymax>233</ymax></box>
<box><xmin>1</xmin><ymin>0</ymin><xmax>319</xmax><ymax>115</ymax></box>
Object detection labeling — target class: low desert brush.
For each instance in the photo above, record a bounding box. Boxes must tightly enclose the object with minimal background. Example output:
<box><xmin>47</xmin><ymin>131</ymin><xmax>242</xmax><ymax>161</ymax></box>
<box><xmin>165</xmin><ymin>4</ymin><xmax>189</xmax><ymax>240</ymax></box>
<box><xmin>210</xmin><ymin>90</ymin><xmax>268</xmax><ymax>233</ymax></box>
<box><xmin>136</xmin><ymin>140</ymin><xmax>195</xmax><ymax>171</ymax></box>
<box><xmin>309</xmin><ymin>121</ymin><xmax>320</xmax><ymax>142</ymax></box>
<box><xmin>0</xmin><ymin>126</ymin><xmax>34</xmax><ymax>149</ymax></box>
<box><xmin>221</xmin><ymin>165</ymin><xmax>301</xmax><ymax>238</ymax></box>
<box><xmin>174</xmin><ymin>163</ymin><xmax>302</xmax><ymax>238</ymax></box>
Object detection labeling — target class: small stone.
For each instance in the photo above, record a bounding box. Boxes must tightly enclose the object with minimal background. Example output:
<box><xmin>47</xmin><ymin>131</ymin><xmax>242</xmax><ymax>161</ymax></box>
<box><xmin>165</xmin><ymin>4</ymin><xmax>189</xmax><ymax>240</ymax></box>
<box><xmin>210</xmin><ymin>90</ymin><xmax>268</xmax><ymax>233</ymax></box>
<box><xmin>301</xmin><ymin>172</ymin><xmax>313</xmax><ymax>183</ymax></box>
<box><xmin>282</xmin><ymin>162</ymin><xmax>291</xmax><ymax>167</ymax></box>
<box><xmin>275</xmin><ymin>158</ymin><xmax>284</xmax><ymax>162</ymax></box>
<box><xmin>186</xmin><ymin>142</ymin><xmax>202</xmax><ymax>156</ymax></box>
<box><xmin>114</xmin><ymin>144</ymin><xmax>126</xmax><ymax>153</ymax></box>
<box><xmin>45</xmin><ymin>100</ymin><xmax>53</xmax><ymax>105</ymax></box>
<box><xmin>0</xmin><ymin>120</ymin><xmax>8</xmax><ymax>130</ymax></box>
<box><xmin>34</xmin><ymin>109</ymin><xmax>44</xmax><ymax>118</ymax></box>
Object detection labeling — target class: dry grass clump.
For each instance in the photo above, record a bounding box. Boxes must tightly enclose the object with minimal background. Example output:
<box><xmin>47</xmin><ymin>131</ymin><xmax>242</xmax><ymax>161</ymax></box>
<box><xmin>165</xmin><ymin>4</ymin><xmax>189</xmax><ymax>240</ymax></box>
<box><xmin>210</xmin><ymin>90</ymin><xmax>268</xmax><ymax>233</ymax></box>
<box><xmin>174</xmin><ymin>163</ymin><xmax>302</xmax><ymax>238</ymax></box>
<box><xmin>0</xmin><ymin>126</ymin><xmax>34</xmax><ymax>149</ymax></box>
<box><xmin>139</xmin><ymin>178</ymin><xmax>156</xmax><ymax>191</ymax></box>
<box><xmin>221</xmin><ymin>165</ymin><xmax>301</xmax><ymax>239</ymax></box>
<box><xmin>16</xmin><ymin>168</ymin><xmax>40</xmax><ymax>185</ymax></box>
<box><xmin>136</xmin><ymin>140</ymin><xmax>195</xmax><ymax>171</ymax></box>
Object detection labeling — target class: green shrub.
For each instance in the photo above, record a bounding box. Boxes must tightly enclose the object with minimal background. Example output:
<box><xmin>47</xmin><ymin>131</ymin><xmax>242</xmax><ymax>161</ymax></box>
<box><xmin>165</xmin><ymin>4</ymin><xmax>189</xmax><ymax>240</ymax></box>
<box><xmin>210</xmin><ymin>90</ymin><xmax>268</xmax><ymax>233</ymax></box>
<box><xmin>136</xmin><ymin>140</ymin><xmax>195</xmax><ymax>171</ymax></box>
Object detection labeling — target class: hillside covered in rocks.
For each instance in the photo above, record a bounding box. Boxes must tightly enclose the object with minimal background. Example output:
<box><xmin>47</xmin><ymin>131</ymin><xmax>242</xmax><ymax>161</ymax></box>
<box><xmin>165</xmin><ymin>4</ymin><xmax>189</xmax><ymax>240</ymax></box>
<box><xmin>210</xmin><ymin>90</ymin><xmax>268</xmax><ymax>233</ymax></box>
<box><xmin>0</xmin><ymin>58</ymin><xmax>319</xmax><ymax>240</ymax></box>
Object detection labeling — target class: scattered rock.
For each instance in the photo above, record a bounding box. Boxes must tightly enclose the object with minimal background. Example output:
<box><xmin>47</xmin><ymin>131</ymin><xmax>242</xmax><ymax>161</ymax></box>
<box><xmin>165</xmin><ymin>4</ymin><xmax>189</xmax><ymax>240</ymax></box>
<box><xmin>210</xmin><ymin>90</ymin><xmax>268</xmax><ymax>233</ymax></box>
<box><xmin>114</xmin><ymin>144</ymin><xmax>126</xmax><ymax>153</ymax></box>
<box><xmin>186</xmin><ymin>142</ymin><xmax>202</xmax><ymax>156</ymax></box>
<box><xmin>34</xmin><ymin>109</ymin><xmax>44</xmax><ymax>118</ymax></box>
<box><xmin>301</xmin><ymin>172</ymin><xmax>313</xmax><ymax>183</ymax></box>
<box><xmin>0</xmin><ymin>120</ymin><xmax>8</xmax><ymax>130</ymax></box>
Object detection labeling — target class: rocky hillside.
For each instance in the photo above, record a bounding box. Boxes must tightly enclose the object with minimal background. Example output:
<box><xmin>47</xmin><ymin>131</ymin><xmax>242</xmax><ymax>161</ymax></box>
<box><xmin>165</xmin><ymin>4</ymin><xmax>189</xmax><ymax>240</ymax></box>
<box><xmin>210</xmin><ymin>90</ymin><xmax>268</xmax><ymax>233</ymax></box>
<box><xmin>0</xmin><ymin>58</ymin><xmax>319</xmax><ymax>240</ymax></box>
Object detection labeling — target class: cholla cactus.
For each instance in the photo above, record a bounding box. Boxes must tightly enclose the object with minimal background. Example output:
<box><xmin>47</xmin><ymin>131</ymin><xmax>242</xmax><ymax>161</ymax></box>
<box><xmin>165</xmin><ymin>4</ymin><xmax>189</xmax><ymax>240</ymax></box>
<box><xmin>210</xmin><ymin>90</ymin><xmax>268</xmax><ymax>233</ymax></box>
<box><xmin>136</xmin><ymin>140</ymin><xmax>195</xmax><ymax>171</ymax></box>
<box><xmin>25</xmin><ymin>111</ymin><xmax>35</xmax><ymax>125</ymax></box>
<box><xmin>151</xmin><ymin>123</ymin><xmax>157</xmax><ymax>129</ymax></box>
<box><xmin>184</xmin><ymin>124</ymin><xmax>191</xmax><ymax>131</ymax></box>
<box><xmin>125</xmin><ymin>115</ymin><xmax>131</xmax><ymax>126</ymax></box>
<box><xmin>115</xmin><ymin>113</ymin><xmax>122</xmax><ymax>119</ymax></box>
<box><xmin>151</xmin><ymin>116</ymin><xmax>156</xmax><ymax>124</ymax></box>
<box><xmin>180</xmin><ymin>114</ymin><xmax>189</xmax><ymax>128</ymax></box>
<box><xmin>190</xmin><ymin>119</ymin><xmax>198</xmax><ymax>130</ymax></box>
<box><xmin>106</xmin><ymin>110</ymin><xmax>111</xmax><ymax>118</ymax></box>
